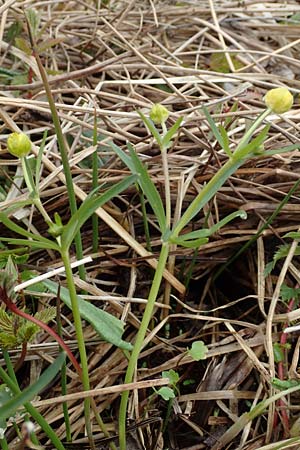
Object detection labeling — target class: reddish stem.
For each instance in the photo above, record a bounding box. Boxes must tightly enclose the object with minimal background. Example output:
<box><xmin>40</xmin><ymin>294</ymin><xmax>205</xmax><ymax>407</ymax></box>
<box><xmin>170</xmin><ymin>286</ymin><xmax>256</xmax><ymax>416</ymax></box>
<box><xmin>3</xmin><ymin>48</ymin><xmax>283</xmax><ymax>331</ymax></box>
<box><xmin>0</xmin><ymin>287</ymin><xmax>82</xmax><ymax>376</ymax></box>
<box><xmin>14</xmin><ymin>342</ymin><xmax>28</xmax><ymax>372</ymax></box>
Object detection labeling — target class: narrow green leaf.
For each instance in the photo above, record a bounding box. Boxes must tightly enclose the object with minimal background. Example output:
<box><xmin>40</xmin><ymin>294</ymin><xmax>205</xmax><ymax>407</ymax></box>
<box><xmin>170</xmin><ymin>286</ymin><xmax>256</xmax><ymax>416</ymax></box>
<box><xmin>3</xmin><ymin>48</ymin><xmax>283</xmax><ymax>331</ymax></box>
<box><xmin>219</xmin><ymin>125</ymin><xmax>232</xmax><ymax>157</ymax></box>
<box><xmin>161</xmin><ymin>117</ymin><xmax>183</xmax><ymax>148</ymax></box>
<box><xmin>235</xmin><ymin>124</ymin><xmax>270</xmax><ymax>158</ymax></box>
<box><xmin>202</xmin><ymin>106</ymin><xmax>224</xmax><ymax>149</ymax></box>
<box><xmin>61</xmin><ymin>175</ymin><xmax>136</xmax><ymax>251</ymax></box>
<box><xmin>110</xmin><ymin>140</ymin><xmax>166</xmax><ymax>231</ymax></box>
<box><xmin>40</xmin><ymin>279</ymin><xmax>133</xmax><ymax>351</ymax></box>
<box><xmin>127</xmin><ymin>143</ymin><xmax>166</xmax><ymax>232</ymax></box>
<box><xmin>0</xmin><ymin>213</ymin><xmax>58</xmax><ymax>247</ymax></box>
<box><xmin>0</xmin><ymin>352</ymin><xmax>65</xmax><ymax>421</ymax></box>
<box><xmin>109</xmin><ymin>141</ymin><xmax>135</xmax><ymax>172</ymax></box>
<box><xmin>173</xmin><ymin>155</ymin><xmax>249</xmax><ymax>236</ymax></box>
<box><xmin>23</xmin><ymin>156</ymin><xmax>36</xmax><ymax>193</ymax></box>
<box><xmin>137</xmin><ymin>111</ymin><xmax>162</xmax><ymax>146</ymax></box>
<box><xmin>0</xmin><ymin>200</ymin><xmax>34</xmax><ymax>215</ymax></box>
<box><xmin>263</xmin><ymin>142</ymin><xmax>300</xmax><ymax>157</ymax></box>
<box><xmin>273</xmin><ymin>343</ymin><xmax>285</xmax><ymax>363</ymax></box>
<box><xmin>170</xmin><ymin>237</ymin><xmax>208</xmax><ymax>248</ymax></box>
<box><xmin>170</xmin><ymin>210</ymin><xmax>246</xmax><ymax>243</ymax></box>
<box><xmin>0</xmin><ymin>238</ymin><xmax>59</xmax><ymax>251</ymax></box>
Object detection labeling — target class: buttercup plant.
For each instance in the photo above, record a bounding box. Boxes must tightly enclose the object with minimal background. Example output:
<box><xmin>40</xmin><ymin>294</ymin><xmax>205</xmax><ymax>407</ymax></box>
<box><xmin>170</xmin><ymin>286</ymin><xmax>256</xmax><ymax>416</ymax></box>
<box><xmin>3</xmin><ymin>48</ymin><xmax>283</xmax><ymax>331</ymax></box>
<box><xmin>113</xmin><ymin>88</ymin><xmax>294</xmax><ymax>449</ymax></box>
<box><xmin>1</xmin><ymin>129</ymin><xmax>135</xmax><ymax>449</ymax></box>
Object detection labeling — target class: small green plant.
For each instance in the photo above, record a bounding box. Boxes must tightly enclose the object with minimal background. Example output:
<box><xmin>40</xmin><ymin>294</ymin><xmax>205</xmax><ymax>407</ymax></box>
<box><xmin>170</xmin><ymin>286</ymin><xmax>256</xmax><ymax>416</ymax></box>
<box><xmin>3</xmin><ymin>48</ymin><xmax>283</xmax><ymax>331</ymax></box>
<box><xmin>111</xmin><ymin>87</ymin><xmax>294</xmax><ymax>449</ymax></box>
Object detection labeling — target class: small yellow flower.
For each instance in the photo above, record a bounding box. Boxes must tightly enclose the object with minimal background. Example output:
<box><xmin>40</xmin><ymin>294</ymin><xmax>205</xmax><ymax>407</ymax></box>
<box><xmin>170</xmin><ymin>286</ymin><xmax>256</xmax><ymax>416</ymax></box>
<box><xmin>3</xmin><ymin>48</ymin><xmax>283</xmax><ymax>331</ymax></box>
<box><xmin>150</xmin><ymin>103</ymin><xmax>169</xmax><ymax>125</ymax></box>
<box><xmin>264</xmin><ymin>87</ymin><xmax>293</xmax><ymax>114</ymax></box>
<box><xmin>7</xmin><ymin>132</ymin><xmax>32</xmax><ymax>158</ymax></box>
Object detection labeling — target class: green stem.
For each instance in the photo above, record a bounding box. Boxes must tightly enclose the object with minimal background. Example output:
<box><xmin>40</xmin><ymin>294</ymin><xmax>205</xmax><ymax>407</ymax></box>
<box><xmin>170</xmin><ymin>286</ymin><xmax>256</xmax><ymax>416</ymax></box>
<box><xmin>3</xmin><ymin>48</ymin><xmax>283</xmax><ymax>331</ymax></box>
<box><xmin>138</xmin><ymin>186</ymin><xmax>152</xmax><ymax>252</ymax></box>
<box><xmin>92</xmin><ymin>113</ymin><xmax>99</xmax><ymax>253</ymax></box>
<box><xmin>56</xmin><ymin>300</ymin><xmax>72</xmax><ymax>442</ymax></box>
<box><xmin>0</xmin><ymin>439</ymin><xmax>9</xmax><ymax>450</ymax></box>
<box><xmin>60</xmin><ymin>250</ymin><xmax>94</xmax><ymax>449</ymax></box>
<box><xmin>118</xmin><ymin>243</ymin><xmax>169</xmax><ymax>450</ymax></box>
<box><xmin>161</xmin><ymin>123</ymin><xmax>171</xmax><ymax>228</ymax></box>
<box><xmin>29</xmin><ymin>35</ymin><xmax>85</xmax><ymax>280</ymax></box>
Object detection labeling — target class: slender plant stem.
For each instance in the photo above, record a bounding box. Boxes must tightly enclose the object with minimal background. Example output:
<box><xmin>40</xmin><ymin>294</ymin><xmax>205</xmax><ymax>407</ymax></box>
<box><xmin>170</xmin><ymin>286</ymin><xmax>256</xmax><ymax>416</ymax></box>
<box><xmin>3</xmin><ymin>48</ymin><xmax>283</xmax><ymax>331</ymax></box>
<box><xmin>118</xmin><ymin>243</ymin><xmax>169</xmax><ymax>450</ymax></box>
<box><xmin>60</xmin><ymin>250</ymin><xmax>94</xmax><ymax>450</ymax></box>
<box><xmin>28</xmin><ymin>28</ymin><xmax>85</xmax><ymax>280</ymax></box>
<box><xmin>92</xmin><ymin>112</ymin><xmax>99</xmax><ymax>253</ymax></box>
<box><xmin>139</xmin><ymin>186</ymin><xmax>152</xmax><ymax>252</ymax></box>
<box><xmin>0</xmin><ymin>439</ymin><xmax>9</xmax><ymax>450</ymax></box>
<box><xmin>161</xmin><ymin>123</ymin><xmax>171</xmax><ymax>228</ymax></box>
<box><xmin>56</xmin><ymin>298</ymin><xmax>72</xmax><ymax>442</ymax></box>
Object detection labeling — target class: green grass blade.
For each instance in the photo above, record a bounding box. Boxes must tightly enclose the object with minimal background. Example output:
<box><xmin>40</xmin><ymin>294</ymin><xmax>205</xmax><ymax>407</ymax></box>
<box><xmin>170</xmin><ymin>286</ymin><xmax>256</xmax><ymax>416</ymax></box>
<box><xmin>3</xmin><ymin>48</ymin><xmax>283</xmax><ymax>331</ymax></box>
<box><xmin>262</xmin><ymin>142</ymin><xmax>300</xmax><ymax>156</ymax></box>
<box><xmin>61</xmin><ymin>174</ymin><xmax>136</xmax><ymax>251</ymax></box>
<box><xmin>0</xmin><ymin>352</ymin><xmax>65</xmax><ymax>422</ymax></box>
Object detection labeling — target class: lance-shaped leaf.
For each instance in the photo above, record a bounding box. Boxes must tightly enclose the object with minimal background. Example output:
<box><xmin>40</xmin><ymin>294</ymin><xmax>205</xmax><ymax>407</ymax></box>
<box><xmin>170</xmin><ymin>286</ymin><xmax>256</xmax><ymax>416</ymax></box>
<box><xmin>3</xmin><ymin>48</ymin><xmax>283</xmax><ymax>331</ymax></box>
<box><xmin>138</xmin><ymin>111</ymin><xmax>163</xmax><ymax>147</ymax></box>
<box><xmin>161</xmin><ymin>117</ymin><xmax>183</xmax><ymax>148</ymax></box>
<box><xmin>234</xmin><ymin>124</ymin><xmax>270</xmax><ymax>159</ymax></box>
<box><xmin>170</xmin><ymin>210</ymin><xmax>246</xmax><ymax>247</ymax></box>
<box><xmin>60</xmin><ymin>174</ymin><xmax>136</xmax><ymax>251</ymax></box>
<box><xmin>40</xmin><ymin>279</ymin><xmax>133</xmax><ymax>351</ymax></box>
<box><xmin>203</xmin><ymin>106</ymin><xmax>225</xmax><ymax>150</ymax></box>
<box><xmin>0</xmin><ymin>237</ymin><xmax>59</xmax><ymax>251</ymax></box>
<box><xmin>0</xmin><ymin>213</ymin><xmax>59</xmax><ymax>251</ymax></box>
<box><xmin>110</xmin><ymin>141</ymin><xmax>166</xmax><ymax>232</ymax></box>
<box><xmin>126</xmin><ymin>142</ymin><xmax>166</xmax><ymax>232</ymax></box>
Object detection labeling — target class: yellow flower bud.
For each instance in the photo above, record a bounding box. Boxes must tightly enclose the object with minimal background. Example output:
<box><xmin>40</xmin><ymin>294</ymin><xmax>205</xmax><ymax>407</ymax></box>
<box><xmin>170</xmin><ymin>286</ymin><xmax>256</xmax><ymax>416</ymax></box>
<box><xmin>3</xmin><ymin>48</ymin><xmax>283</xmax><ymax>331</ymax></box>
<box><xmin>150</xmin><ymin>103</ymin><xmax>169</xmax><ymax>125</ymax></box>
<box><xmin>264</xmin><ymin>87</ymin><xmax>293</xmax><ymax>114</ymax></box>
<box><xmin>7</xmin><ymin>132</ymin><xmax>32</xmax><ymax>158</ymax></box>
